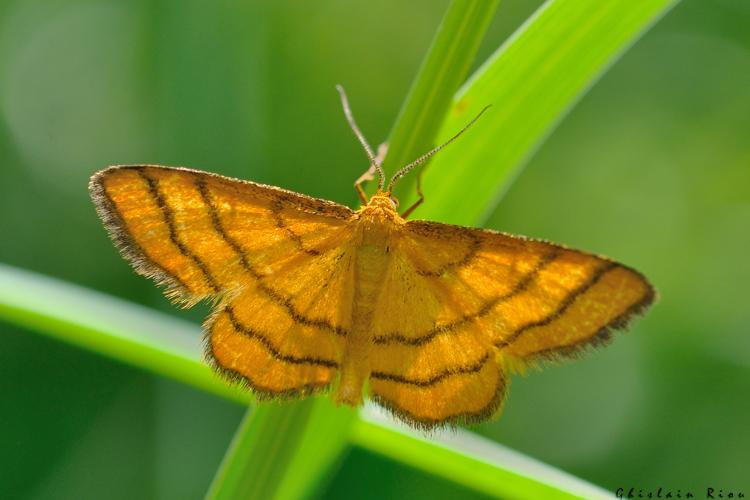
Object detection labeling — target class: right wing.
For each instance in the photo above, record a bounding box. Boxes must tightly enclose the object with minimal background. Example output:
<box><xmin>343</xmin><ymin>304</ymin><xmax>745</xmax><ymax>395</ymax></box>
<box><xmin>366</xmin><ymin>219</ymin><xmax>654</xmax><ymax>427</ymax></box>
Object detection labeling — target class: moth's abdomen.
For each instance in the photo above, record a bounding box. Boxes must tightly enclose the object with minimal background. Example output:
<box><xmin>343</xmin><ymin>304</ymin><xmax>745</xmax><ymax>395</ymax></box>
<box><xmin>335</xmin><ymin>222</ymin><xmax>393</xmax><ymax>405</ymax></box>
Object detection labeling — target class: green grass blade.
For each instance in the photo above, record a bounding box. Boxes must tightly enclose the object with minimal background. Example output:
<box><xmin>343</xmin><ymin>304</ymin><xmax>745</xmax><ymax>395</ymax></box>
<box><xmin>0</xmin><ymin>262</ymin><xmax>247</xmax><ymax>404</ymax></box>
<box><xmin>399</xmin><ymin>0</ymin><xmax>680</xmax><ymax>225</ymax></box>
<box><xmin>353</xmin><ymin>409</ymin><xmax>613</xmax><ymax>499</ymax></box>
<box><xmin>379</xmin><ymin>0</ymin><xmax>500</xmax><ymax>183</ymax></box>
<box><xmin>206</xmin><ymin>400</ymin><xmax>357</xmax><ymax>500</ymax></box>
<box><xmin>207</xmin><ymin>2</ymin><xmax>503</xmax><ymax>498</ymax></box>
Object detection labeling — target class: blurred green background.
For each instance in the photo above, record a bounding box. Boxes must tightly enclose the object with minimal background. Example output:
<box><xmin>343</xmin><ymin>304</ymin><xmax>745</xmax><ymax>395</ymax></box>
<box><xmin>1</xmin><ymin>0</ymin><xmax>748</xmax><ymax>498</ymax></box>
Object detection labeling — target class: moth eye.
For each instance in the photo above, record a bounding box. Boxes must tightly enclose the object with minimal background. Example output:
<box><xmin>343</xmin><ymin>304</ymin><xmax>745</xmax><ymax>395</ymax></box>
<box><xmin>389</xmin><ymin>196</ymin><xmax>399</xmax><ymax>209</ymax></box>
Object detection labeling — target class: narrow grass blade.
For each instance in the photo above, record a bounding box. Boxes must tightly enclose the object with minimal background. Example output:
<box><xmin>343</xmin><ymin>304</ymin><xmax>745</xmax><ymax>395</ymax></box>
<box><xmin>0</xmin><ymin>262</ymin><xmax>247</xmax><ymax>404</ymax></box>
<box><xmin>206</xmin><ymin>400</ymin><xmax>357</xmax><ymax>500</ymax></box>
<box><xmin>207</xmin><ymin>2</ymin><xmax>504</xmax><ymax>498</ymax></box>
<box><xmin>379</xmin><ymin>0</ymin><xmax>500</xmax><ymax>184</ymax></box>
<box><xmin>354</xmin><ymin>407</ymin><xmax>613</xmax><ymax>499</ymax></box>
<box><xmin>399</xmin><ymin>0</ymin><xmax>680</xmax><ymax>224</ymax></box>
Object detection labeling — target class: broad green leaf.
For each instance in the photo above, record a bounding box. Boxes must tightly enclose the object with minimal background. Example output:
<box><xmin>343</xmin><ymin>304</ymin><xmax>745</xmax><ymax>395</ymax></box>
<box><xmin>396</xmin><ymin>0</ymin><xmax>680</xmax><ymax>225</ymax></box>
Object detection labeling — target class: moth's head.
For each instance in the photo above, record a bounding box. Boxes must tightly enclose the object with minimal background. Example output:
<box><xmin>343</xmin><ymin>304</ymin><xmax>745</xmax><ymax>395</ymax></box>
<box><xmin>368</xmin><ymin>192</ymin><xmax>398</xmax><ymax>210</ymax></box>
<box><xmin>336</xmin><ymin>84</ymin><xmax>489</xmax><ymax>219</ymax></box>
<box><xmin>360</xmin><ymin>191</ymin><xmax>400</xmax><ymax>220</ymax></box>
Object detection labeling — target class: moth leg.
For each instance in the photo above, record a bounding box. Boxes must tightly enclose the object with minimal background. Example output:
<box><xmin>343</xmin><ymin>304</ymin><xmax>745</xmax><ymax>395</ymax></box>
<box><xmin>374</xmin><ymin>142</ymin><xmax>388</xmax><ymax>165</ymax></box>
<box><xmin>354</xmin><ymin>143</ymin><xmax>389</xmax><ymax>204</ymax></box>
<box><xmin>354</xmin><ymin>166</ymin><xmax>375</xmax><ymax>204</ymax></box>
<box><xmin>400</xmin><ymin>169</ymin><xmax>425</xmax><ymax>219</ymax></box>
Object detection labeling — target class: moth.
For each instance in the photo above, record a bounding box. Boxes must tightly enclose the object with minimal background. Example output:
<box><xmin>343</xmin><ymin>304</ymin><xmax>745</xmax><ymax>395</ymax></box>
<box><xmin>89</xmin><ymin>87</ymin><xmax>654</xmax><ymax>429</ymax></box>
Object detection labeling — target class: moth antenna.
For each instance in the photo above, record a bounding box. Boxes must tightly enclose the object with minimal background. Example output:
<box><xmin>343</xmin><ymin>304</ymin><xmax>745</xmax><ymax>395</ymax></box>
<box><xmin>387</xmin><ymin>105</ymin><xmax>491</xmax><ymax>192</ymax></box>
<box><xmin>336</xmin><ymin>85</ymin><xmax>385</xmax><ymax>190</ymax></box>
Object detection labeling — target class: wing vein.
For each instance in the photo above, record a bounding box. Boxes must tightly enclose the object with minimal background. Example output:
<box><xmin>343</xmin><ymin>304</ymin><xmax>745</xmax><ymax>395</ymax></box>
<box><xmin>528</xmin><ymin>281</ymin><xmax>655</xmax><ymax>358</ymax></box>
<box><xmin>497</xmin><ymin>261</ymin><xmax>619</xmax><ymax>348</ymax></box>
<box><xmin>137</xmin><ymin>168</ymin><xmax>220</xmax><ymax>293</ymax></box>
<box><xmin>371</xmin><ymin>352</ymin><xmax>489</xmax><ymax>387</ymax></box>
<box><xmin>196</xmin><ymin>176</ymin><xmax>349</xmax><ymax>336</ymax></box>
<box><xmin>92</xmin><ymin>174</ymin><xmax>191</xmax><ymax>294</ymax></box>
<box><xmin>374</xmin><ymin>247</ymin><xmax>562</xmax><ymax>346</ymax></box>
<box><xmin>270</xmin><ymin>199</ymin><xmax>322</xmax><ymax>256</ymax></box>
<box><xmin>221</xmin><ymin>307</ymin><xmax>338</xmax><ymax>367</ymax></box>
<box><xmin>414</xmin><ymin>233</ymin><xmax>481</xmax><ymax>277</ymax></box>
<box><xmin>371</xmin><ymin>370</ymin><xmax>507</xmax><ymax>428</ymax></box>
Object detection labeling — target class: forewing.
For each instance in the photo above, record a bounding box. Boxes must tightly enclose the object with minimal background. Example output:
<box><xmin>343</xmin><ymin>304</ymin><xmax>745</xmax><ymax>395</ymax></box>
<box><xmin>90</xmin><ymin>165</ymin><xmax>356</xmax><ymax>397</ymax></box>
<box><xmin>399</xmin><ymin>220</ymin><xmax>654</xmax><ymax>361</ymax></box>
<box><xmin>89</xmin><ymin>165</ymin><xmax>353</xmax><ymax>302</ymax></box>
